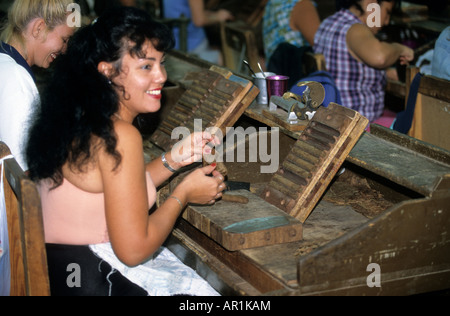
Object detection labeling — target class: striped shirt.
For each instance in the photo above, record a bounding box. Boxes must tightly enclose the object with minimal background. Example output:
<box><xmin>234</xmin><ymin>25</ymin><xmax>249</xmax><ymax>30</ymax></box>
<box><xmin>263</xmin><ymin>0</ymin><xmax>310</xmax><ymax>63</ymax></box>
<box><xmin>314</xmin><ymin>9</ymin><xmax>386</xmax><ymax>122</ymax></box>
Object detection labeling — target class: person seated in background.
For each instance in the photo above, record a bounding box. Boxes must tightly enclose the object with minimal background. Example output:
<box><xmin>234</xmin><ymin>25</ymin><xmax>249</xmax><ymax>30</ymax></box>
<box><xmin>26</xmin><ymin>6</ymin><xmax>225</xmax><ymax>296</ymax></box>
<box><xmin>263</xmin><ymin>0</ymin><xmax>320</xmax><ymax>63</ymax></box>
<box><xmin>163</xmin><ymin>0</ymin><xmax>234</xmax><ymax>65</ymax></box>
<box><xmin>263</xmin><ymin>0</ymin><xmax>321</xmax><ymax>86</ymax></box>
<box><xmin>432</xmin><ymin>26</ymin><xmax>450</xmax><ymax>81</ymax></box>
<box><xmin>314</xmin><ymin>0</ymin><xmax>414</xmax><ymax>123</ymax></box>
<box><xmin>392</xmin><ymin>26</ymin><xmax>449</xmax><ymax>135</ymax></box>
<box><xmin>0</xmin><ymin>0</ymin><xmax>75</xmax><ymax>170</ymax></box>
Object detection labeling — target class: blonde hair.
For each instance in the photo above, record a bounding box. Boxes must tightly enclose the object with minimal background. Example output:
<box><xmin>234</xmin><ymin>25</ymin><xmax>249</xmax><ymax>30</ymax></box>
<box><xmin>0</xmin><ymin>0</ymin><xmax>73</xmax><ymax>45</ymax></box>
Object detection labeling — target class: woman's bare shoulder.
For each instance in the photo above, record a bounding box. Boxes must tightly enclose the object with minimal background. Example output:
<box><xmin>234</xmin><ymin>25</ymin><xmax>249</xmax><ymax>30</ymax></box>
<box><xmin>99</xmin><ymin>119</ymin><xmax>145</xmax><ymax>168</ymax></box>
<box><xmin>109</xmin><ymin>119</ymin><xmax>144</xmax><ymax>154</ymax></box>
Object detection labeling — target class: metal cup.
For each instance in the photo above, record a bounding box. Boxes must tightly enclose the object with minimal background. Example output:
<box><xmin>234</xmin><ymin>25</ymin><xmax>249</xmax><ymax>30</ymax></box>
<box><xmin>252</xmin><ymin>72</ymin><xmax>276</xmax><ymax>105</ymax></box>
<box><xmin>266</xmin><ymin>75</ymin><xmax>290</xmax><ymax>100</ymax></box>
<box><xmin>266</xmin><ymin>75</ymin><xmax>290</xmax><ymax>111</ymax></box>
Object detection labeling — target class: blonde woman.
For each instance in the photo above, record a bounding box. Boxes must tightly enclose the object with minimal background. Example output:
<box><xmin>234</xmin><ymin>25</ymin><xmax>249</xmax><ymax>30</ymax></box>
<box><xmin>0</xmin><ymin>0</ymin><xmax>75</xmax><ymax>170</ymax></box>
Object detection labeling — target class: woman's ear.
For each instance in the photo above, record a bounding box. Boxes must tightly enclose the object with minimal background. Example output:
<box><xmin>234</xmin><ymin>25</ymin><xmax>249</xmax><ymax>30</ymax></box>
<box><xmin>30</xmin><ymin>18</ymin><xmax>47</xmax><ymax>39</ymax></box>
<box><xmin>97</xmin><ymin>61</ymin><xmax>113</xmax><ymax>80</ymax></box>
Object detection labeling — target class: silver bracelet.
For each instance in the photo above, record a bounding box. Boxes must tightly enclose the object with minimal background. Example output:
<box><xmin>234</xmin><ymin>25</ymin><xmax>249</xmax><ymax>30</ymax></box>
<box><xmin>168</xmin><ymin>196</ymin><xmax>184</xmax><ymax>211</ymax></box>
<box><xmin>161</xmin><ymin>152</ymin><xmax>177</xmax><ymax>173</ymax></box>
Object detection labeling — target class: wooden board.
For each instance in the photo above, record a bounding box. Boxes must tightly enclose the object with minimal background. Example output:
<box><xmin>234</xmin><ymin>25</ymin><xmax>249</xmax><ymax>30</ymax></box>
<box><xmin>348</xmin><ymin>128</ymin><xmax>450</xmax><ymax>197</ymax></box>
<box><xmin>182</xmin><ymin>190</ymin><xmax>303</xmax><ymax>251</ymax></box>
<box><xmin>296</xmin><ymin>194</ymin><xmax>450</xmax><ymax>296</ymax></box>
<box><xmin>410</xmin><ymin>95</ymin><xmax>450</xmax><ymax>151</ymax></box>
<box><xmin>262</xmin><ymin>103</ymin><xmax>369</xmax><ymax>223</ymax></box>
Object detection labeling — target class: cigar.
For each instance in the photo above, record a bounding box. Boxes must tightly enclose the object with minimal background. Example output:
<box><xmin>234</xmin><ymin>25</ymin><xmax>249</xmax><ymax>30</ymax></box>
<box><xmin>222</xmin><ymin>194</ymin><xmax>249</xmax><ymax>204</ymax></box>
<box><xmin>215</xmin><ymin>162</ymin><xmax>228</xmax><ymax>177</ymax></box>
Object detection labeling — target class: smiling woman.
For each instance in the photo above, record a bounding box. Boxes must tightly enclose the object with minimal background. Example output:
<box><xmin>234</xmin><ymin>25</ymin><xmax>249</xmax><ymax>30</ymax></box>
<box><xmin>0</xmin><ymin>0</ymin><xmax>76</xmax><ymax>170</ymax></box>
<box><xmin>25</xmin><ymin>6</ymin><xmax>225</xmax><ymax>296</ymax></box>
<box><xmin>98</xmin><ymin>42</ymin><xmax>168</xmax><ymax>121</ymax></box>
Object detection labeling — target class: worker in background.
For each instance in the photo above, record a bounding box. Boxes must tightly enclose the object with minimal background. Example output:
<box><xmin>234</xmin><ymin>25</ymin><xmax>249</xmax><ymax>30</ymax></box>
<box><xmin>431</xmin><ymin>26</ymin><xmax>450</xmax><ymax>81</ymax></box>
<box><xmin>314</xmin><ymin>0</ymin><xmax>414</xmax><ymax>122</ymax></box>
<box><xmin>163</xmin><ymin>0</ymin><xmax>234</xmax><ymax>64</ymax></box>
<box><xmin>263</xmin><ymin>0</ymin><xmax>320</xmax><ymax>63</ymax></box>
<box><xmin>263</xmin><ymin>0</ymin><xmax>321</xmax><ymax>86</ymax></box>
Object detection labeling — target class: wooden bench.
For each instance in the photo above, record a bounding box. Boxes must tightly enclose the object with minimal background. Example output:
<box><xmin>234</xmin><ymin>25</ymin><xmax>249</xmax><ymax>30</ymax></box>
<box><xmin>0</xmin><ymin>142</ymin><xmax>50</xmax><ymax>296</ymax></box>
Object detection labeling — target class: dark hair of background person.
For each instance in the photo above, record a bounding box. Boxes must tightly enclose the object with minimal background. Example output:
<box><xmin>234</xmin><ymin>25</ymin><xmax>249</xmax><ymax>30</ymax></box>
<box><xmin>26</xmin><ymin>6</ymin><xmax>174</xmax><ymax>187</ymax></box>
<box><xmin>336</xmin><ymin>0</ymin><xmax>398</xmax><ymax>13</ymax></box>
<box><xmin>94</xmin><ymin>0</ymin><xmax>126</xmax><ymax>16</ymax></box>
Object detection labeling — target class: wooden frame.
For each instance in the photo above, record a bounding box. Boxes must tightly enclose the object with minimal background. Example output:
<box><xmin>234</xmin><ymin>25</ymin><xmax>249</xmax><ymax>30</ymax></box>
<box><xmin>407</xmin><ymin>68</ymin><xmax>450</xmax><ymax>151</ymax></box>
<box><xmin>0</xmin><ymin>142</ymin><xmax>50</xmax><ymax>296</ymax></box>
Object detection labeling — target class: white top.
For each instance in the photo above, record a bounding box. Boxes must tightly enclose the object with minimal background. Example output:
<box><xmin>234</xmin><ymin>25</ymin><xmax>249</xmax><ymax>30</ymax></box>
<box><xmin>0</xmin><ymin>53</ymin><xmax>39</xmax><ymax>170</ymax></box>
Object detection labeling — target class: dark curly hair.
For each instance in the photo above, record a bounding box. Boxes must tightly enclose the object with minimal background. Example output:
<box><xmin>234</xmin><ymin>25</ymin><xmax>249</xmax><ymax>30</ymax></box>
<box><xmin>26</xmin><ymin>6</ymin><xmax>174</xmax><ymax>186</ymax></box>
<box><xmin>336</xmin><ymin>0</ymin><xmax>397</xmax><ymax>13</ymax></box>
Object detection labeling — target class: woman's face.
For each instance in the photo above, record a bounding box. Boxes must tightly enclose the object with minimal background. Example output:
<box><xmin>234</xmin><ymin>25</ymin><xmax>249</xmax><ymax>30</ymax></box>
<box><xmin>114</xmin><ymin>40</ymin><xmax>167</xmax><ymax>121</ymax></box>
<box><xmin>366</xmin><ymin>1</ymin><xmax>394</xmax><ymax>34</ymax></box>
<box><xmin>35</xmin><ymin>23</ymin><xmax>75</xmax><ymax>68</ymax></box>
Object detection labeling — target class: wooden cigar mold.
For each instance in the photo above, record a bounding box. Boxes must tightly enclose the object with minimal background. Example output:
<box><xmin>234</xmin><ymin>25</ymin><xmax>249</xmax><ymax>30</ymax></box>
<box><xmin>151</xmin><ymin>67</ymin><xmax>258</xmax><ymax>151</ymax></box>
<box><xmin>262</xmin><ymin>103</ymin><xmax>369</xmax><ymax>223</ymax></box>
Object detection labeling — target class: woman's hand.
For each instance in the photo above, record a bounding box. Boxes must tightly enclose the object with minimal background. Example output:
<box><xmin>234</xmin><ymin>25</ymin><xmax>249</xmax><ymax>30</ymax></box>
<box><xmin>213</xmin><ymin>9</ymin><xmax>234</xmax><ymax>23</ymax></box>
<box><xmin>174</xmin><ymin>164</ymin><xmax>226</xmax><ymax>205</ymax></box>
<box><xmin>169</xmin><ymin>131</ymin><xmax>221</xmax><ymax>169</ymax></box>
<box><xmin>398</xmin><ymin>45</ymin><xmax>414</xmax><ymax>66</ymax></box>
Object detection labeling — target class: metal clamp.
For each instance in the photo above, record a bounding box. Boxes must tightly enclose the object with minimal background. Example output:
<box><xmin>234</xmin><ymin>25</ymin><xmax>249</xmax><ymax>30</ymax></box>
<box><xmin>269</xmin><ymin>81</ymin><xmax>325</xmax><ymax>125</ymax></box>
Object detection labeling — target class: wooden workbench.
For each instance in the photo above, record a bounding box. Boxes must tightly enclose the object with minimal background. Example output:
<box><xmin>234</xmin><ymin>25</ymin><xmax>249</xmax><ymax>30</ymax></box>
<box><xmin>142</xmin><ymin>51</ymin><xmax>450</xmax><ymax>296</ymax></box>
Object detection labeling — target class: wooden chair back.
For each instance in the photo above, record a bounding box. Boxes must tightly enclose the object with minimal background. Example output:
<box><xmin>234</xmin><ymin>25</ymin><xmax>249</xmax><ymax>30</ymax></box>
<box><xmin>304</xmin><ymin>52</ymin><xmax>327</xmax><ymax>72</ymax></box>
<box><xmin>407</xmin><ymin>69</ymin><xmax>450</xmax><ymax>151</ymax></box>
<box><xmin>206</xmin><ymin>0</ymin><xmax>268</xmax><ymax>27</ymax></box>
<box><xmin>0</xmin><ymin>142</ymin><xmax>50</xmax><ymax>296</ymax></box>
<box><xmin>220</xmin><ymin>21</ymin><xmax>260</xmax><ymax>76</ymax></box>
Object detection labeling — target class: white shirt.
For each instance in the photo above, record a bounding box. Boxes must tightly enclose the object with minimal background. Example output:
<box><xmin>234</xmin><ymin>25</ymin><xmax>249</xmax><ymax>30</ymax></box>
<box><xmin>0</xmin><ymin>53</ymin><xmax>39</xmax><ymax>170</ymax></box>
